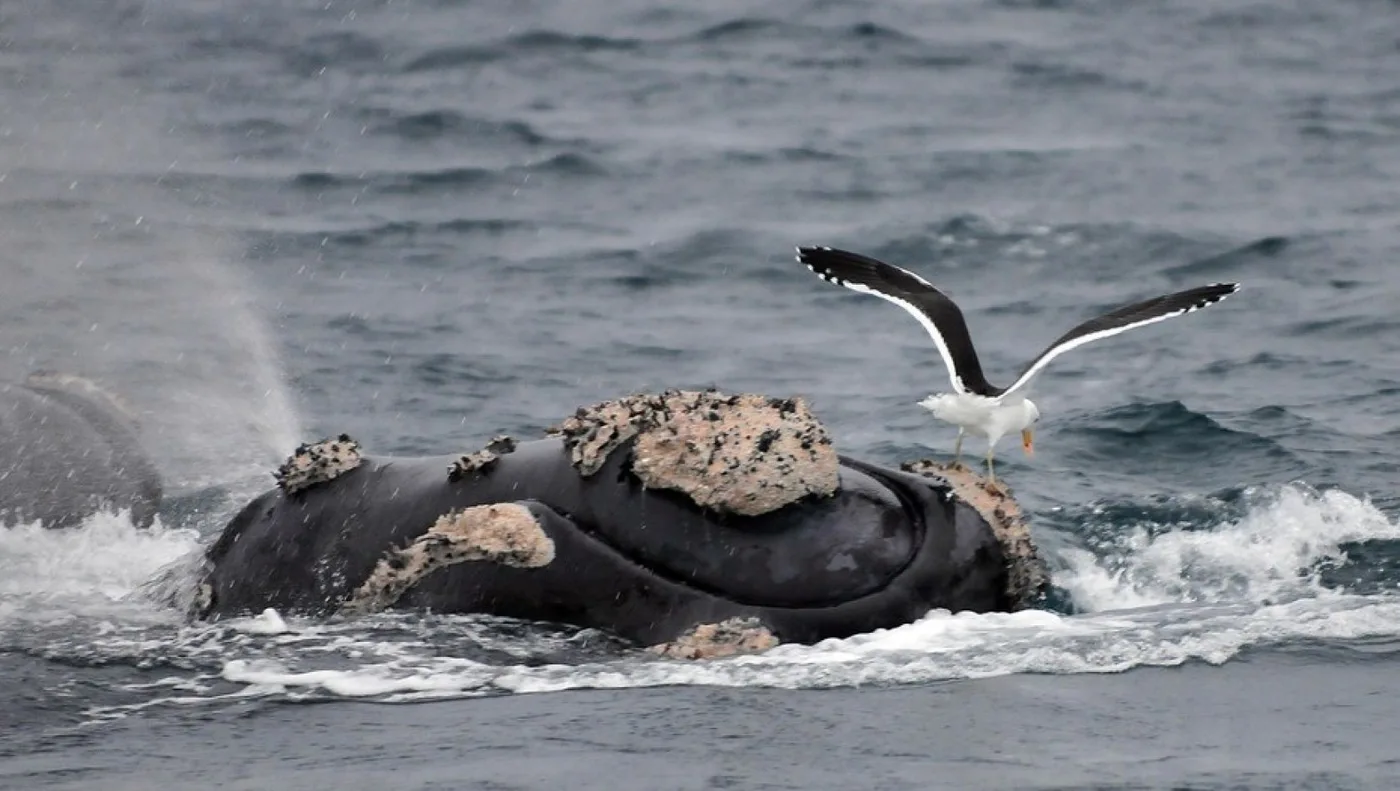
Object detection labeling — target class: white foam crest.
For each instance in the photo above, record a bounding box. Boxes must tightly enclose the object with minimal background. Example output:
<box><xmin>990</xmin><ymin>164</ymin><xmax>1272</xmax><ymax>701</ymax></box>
<box><xmin>81</xmin><ymin>684</ymin><xmax>278</xmax><ymax>726</ymax></box>
<box><xmin>0</xmin><ymin>511</ymin><xmax>202</xmax><ymax>630</ymax></box>
<box><xmin>184</xmin><ymin>485</ymin><xmax>1400</xmax><ymax>704</ymax></box>
<box><xmin>493</xmin><ymin>595</ymin><xmax>1400</xmax><ymax>694</ymax></box>
<box><xmin>204</xmin><ymin>593</ymin><xmax>1400</xmax><ymax>703</ymax></box>
<box><xmin>1055</xmin><ymin>484</ymin><xmax>1400</xmax><ymax>612</ymax></box>
<box><xmin>21</xmin><ymin>483</ymin><xmax>1400</xmax><ymax>716</ymax></box>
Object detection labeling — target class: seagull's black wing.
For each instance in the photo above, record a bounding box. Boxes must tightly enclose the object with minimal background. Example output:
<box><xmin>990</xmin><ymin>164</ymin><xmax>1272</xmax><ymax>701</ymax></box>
<box><xmin>796</xmin><ymin>246</ymin><xmax>1001</xmax><ymax>397</ymax></box>
<box><xmin>998</xmin><ymin>281</ymin><xmax>1241</xmax><ymax>399</ymax></box>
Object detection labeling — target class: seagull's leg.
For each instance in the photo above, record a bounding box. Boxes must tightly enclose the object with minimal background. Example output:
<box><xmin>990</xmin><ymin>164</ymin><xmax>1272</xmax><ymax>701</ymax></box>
<box><xmin>953</xmin><ymin>429</ymin><xmax>964</xmax><ymax>467</ymax></box>
<box><xmin>985</xmin><ymin>446</ymin><xmax>996</xmax><ymax>483</ymax></box>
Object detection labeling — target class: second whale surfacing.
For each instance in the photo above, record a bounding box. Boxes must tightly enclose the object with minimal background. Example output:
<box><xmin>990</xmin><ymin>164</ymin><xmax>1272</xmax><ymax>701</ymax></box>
<box><xmin>0</xmin><ymin>371</ymin><xmax>163</xmax><ymax>529</ymax></box>
<box><xmin>192</xmin><ymin>389</ymin><xmax>1048</xmax><ymax>657</ymax></box>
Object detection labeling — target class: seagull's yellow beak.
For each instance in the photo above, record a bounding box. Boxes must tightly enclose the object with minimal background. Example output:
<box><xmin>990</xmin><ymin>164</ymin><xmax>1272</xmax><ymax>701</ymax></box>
<box><xmin>1021</xmin><ymin>428</ymin><xmax>1035</xmax><ymax>457</ymax></box>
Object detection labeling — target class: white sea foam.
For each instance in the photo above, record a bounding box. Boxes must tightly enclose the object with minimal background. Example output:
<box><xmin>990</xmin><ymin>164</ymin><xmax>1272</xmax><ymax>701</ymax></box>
<box><xmin>203</xmin><ymin>483</ymin><xmax>1400</xmax><ymax>703</ymax></box>
<box><xmin>1054</xmin><ymin>483</ymin><xmax>1400</xmax><ymax>611</ymax></box>
<box><xmin>195</xmin><ymin>591</ymin><xmax>1396</xmax><ymax>704</ymax></box>
<box><xmin>7</xmin><ymin>482</ymin><xmax>1400</xmax><ymax>715</ymax></box>
<box><xmin>0</xmin><ymin>510</ymin><xmax>201</xmax><ymax>629</ymax></box>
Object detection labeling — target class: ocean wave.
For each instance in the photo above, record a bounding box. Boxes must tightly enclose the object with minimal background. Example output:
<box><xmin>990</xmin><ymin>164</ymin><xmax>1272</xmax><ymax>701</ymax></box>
<box><xmin>1195</xmin><ymin>5</ymin><xmax>1333</xmax><ymax>32</ymax></box>
<box><xmin>1078</xmin><ymin>400</ymin><xmax>1241</xmax><ymax>437</ymax></box>
<box><xmin>309</xmin><ymin>218</ymin><xmax>534</xmax><ymax>249</ymax></box>
<box><xmin>870</xmin><ymin>217</ymin><xmax>1299</xmax><ymax>295</ymax></box>
<box><xmin>400</xmin><ymin>45</ymin><xmax>497</xmax><ymax>72</ymax></box>
<box><xmin>0</xmin><ymin>195</ymin><xmax>90</xmax><ymax>213</ymax></box>
<box><xmin>398</xmin><ymin>19</ymin><xmax>977</xmax><ymax>77</ymax></box>
<box><xmin>1010</xmin><ymin>60</ymin><xmax>1147</xmax><ymax>92</ymax></box>
<box><xmin>688</xmin><ymin>18</ymin><xmax>793</xmax><ymax>43</ymax></box>
<box><xmin>540</xmin><ymin>227</ymin><xmax>777</xmax><ymax>291</ymax></box>
<box><xmin>1160</xmin><ymin>235</ymin><xmax>1289</xmax><ymax>277</ymax></box>
<box><xmin>214</xmin><ymin>117</ymin><xmax>296</xmax><ymax>139</ymax></box>
<box><xmin>289</xmin><ymin>152</ymin><xmax>607</xmax><ymax>195</ymax></box>
<box><xmin>1051</xmin><ymin>482</ymin><xmax>1400</xmax><ymax>610</ymax></box>
<box><xmin>1066</xmin><ymin>400</ymin><xmax>1292</xmax><ymax>463</ymax></box>
<box><xmin>690</xmin><ymin>18</ymin><xmax>931</xmax><ymax>54</ymax></box>
<box><xmin>861</xmin><ymin>215</ymin><xmax>1202</xmax><ymax>277</ymax></box>
<box><xmin>361</xmin><ymin>110</ymin><xmax>550</xmax><ymax>146</ymax></box>
<box><xmin>410</xmin><ymin>352</ymin><xmax>522</xmax><ymax>389</ymax></box>
<box><xmin>248</xmin><ymin>213</ymin><xmax>621</xmax><ymax>261</ymax></box>
<box><xmin>1197</xmin><ymin>351</ymin><xmax>1319</xmax><ymax>375</ymax></box>
<box><xmin>324</xmin><ymin>314</ymin><xmax>463</xmax><ymax>344</ymax></box>
<box><xmin>281</xmin><ymin>31</ymin><xmax>386</xmax><ymax>78</ymax></box>
<box><xmin>992</xmin><ymin>0</ymin><xmax>1079</xmax><ymax>8</ymax></box>
<box><xmin>724</xmin><ymin>146</ymin><xmax>850</xmax><ymax>165</ymax></box>
<box><xmin>0</xmin><ymin>513</ymin><xmax>200</xmax><ymax>635</ymax></box>
<box><xmin>402</xmin><ymin>31</ymin><xmax>642</xmax><ymax>73</ymax></box>
<box><xmin>1292</xmin><ymin>84</ymin><xmax>1400</xmax><ymax>145</ymax></box>
<box><xmin>1283</xmin><ymin>314</ymin><xmax>1400</xmax><ymax>341</ymax></box>
<box><xmin>291</xmin><ymin>166</ymin><xmax>491</xmax><ymax>192</ymax></box>
<box><xmin>845</xmin><ymin>21</ymin><xmax>924</xmax><ymax>44</ymax></box>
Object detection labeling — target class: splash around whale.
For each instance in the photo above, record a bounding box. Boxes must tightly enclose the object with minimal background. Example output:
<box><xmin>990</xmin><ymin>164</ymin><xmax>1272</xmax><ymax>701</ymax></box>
<box><xmin>189</xmin><ymin>388</ymin><xmax>1049</xmax><ymax>658</ymax></box>
<box><xmin>0</xmin><ymin>371</ymin><xmax>162</xmax><ymax>529</ymax></box>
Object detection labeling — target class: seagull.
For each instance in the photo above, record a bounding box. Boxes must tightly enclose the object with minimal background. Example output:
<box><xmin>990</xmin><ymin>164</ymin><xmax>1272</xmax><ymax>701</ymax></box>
<box><xmin>796</xmin><ymin>245</ymin><xmax>1240</xmax><ymax>482</ymax></box>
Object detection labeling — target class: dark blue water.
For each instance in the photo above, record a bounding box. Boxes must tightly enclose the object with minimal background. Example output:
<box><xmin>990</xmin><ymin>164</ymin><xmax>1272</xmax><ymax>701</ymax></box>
<box><xmin>4</xmin><ymin>0</ymin><xmax>1400</xmax><ymax>787</ymax></box>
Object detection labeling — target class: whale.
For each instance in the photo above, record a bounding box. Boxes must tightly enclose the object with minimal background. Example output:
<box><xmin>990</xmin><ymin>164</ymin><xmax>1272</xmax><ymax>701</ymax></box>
<box><xmin>192</xmin><ymin>389</ymin><xmax>1047</xmax><ymax>653</ymax></box>
<box><xmin>0</xmin><ymin>371</ymin><xmax>163</xmax><ymax>529</ymax></box>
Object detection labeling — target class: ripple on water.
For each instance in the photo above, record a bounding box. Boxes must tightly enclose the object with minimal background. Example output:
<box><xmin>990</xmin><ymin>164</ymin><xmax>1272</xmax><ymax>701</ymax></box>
<box><xmin>288</xmin><ymin>152</ymin><xmax>609</xmax><ymax>195</ymax></box>
<box><xmin>1159</xmin><ymin>234</ymin><xmax>1290</xmax><ymax>277</ymax></box>
<box><xmin>281</xmin><ymin>31</ymin><xmax>387</xmax><ymax>77</ymax></box>
<box><xmin>356</xmin><ymin>110</ymin><xmax>553</xmax><ymax>147</ymax></box>
<box><xmin>401</xmin><ymin>31</ymin><xmax>643</xmax><ymax>73</ymax></box>
<box><xmin>1071</xmin><ymin>400</ymin><xmax>1287</xmax><ymax>450</ymax></box>
<box><xmin>1053</xmin><ymin>400</ymin><xmax>1306</xmax><ymax>489</ymax></box>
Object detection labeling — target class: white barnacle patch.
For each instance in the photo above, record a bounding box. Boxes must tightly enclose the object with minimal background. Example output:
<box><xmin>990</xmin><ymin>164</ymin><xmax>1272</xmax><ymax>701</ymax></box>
<box><xmin>900</xmin><ymin>458</ymin><xmax>1048</xmax><ymax>608</ymax></box>
<box><xmin>545</xmin><ymin>397</ymin><xmax>651</xmax><ymax>476</ymax></box>
<box><xmin>547</xmin><ymin>389</ymin><xmax>840</xmax><ymax>516</ymax></box>
<box><xmin>447</xmin><ymin>434</ymin><xmax>517</xmax><ymax>482</ymax></box>
<box><xmin>648</xmin><ymin>616</ymin><xmax>780</xmax><ymax>660</ymax></box>
<box><xmin>274</xmin><ymin>433</ymin><xmax>363</xmax><ymax>494</ymax></box>
<box><xmin>340</xmin><ymin>502</ymin><xmax>555</xmax><ymax>616</ymax></box>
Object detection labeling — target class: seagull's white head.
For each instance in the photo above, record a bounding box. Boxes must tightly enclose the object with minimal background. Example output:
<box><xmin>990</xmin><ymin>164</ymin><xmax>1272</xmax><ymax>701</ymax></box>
<box><xmin>1020</xmin><ymin>399</ymin><xmax>1040</xmax><ymax>457</ymax></box>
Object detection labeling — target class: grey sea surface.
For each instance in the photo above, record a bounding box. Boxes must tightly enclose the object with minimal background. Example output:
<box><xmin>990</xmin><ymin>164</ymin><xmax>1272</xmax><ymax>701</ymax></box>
<box><xmin>3</xmin><ymin>0</ymin><xmax>1400</xmax><ymax>788</ymax></box>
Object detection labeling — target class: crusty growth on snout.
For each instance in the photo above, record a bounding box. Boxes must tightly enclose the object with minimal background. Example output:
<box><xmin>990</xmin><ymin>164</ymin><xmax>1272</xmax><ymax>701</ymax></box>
<box><xmin>274</xmin><ymin>434</ymin><xmax>363</xmax><ymax>494</ymax></box>
<box><xmin>548</xmin><ymin>389</ymin><xmax>839</xmax><ymax>516</ymax></box>
<box><xmin>900</xmin><ymin>459</ymin><xmax>1048</xmax><ymax>608</ymax></box>
<box><xmin>341</xmin><ymin>503</ymin><xmax>555</xmax><ymax>616</ymax></box>
<box><xmin>447</xmin><ymin>434</ymin><xmax>517</xmax><ymax>482</ymax></box>
<box><xmin>648</xmin><ymin>616</ymin><xmax>780</xmax><ymax>660</ymax></box>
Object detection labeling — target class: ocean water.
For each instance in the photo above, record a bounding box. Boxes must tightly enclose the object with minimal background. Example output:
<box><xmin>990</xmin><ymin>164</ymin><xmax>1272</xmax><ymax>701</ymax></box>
<box><xmin>3</xmin><ymin>0</ymin><xmax>1400</xmax><ymax>788</ymax></box>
